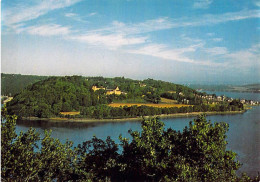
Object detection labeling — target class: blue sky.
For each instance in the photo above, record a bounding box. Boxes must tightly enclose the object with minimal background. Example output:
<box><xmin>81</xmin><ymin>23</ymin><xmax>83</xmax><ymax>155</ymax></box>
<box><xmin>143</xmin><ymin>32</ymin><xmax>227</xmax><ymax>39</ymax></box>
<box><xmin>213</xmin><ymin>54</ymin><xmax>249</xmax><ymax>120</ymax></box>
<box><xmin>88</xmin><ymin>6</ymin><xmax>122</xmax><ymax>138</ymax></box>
<box><xmin>1</xmin><ymin>0</ymin><xmax>260</xmax><ymax>84</ymax></box>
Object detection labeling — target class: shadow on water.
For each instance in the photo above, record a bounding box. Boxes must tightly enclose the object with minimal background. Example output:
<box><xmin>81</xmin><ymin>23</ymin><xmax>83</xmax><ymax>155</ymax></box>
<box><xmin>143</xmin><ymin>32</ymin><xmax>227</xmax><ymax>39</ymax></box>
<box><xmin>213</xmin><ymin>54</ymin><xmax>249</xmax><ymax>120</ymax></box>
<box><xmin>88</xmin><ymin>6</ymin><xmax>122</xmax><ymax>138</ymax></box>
<box><xmin>16</xmin><ymin>119</ymin><xmax>125</xmax><ymax>130</ymax></box>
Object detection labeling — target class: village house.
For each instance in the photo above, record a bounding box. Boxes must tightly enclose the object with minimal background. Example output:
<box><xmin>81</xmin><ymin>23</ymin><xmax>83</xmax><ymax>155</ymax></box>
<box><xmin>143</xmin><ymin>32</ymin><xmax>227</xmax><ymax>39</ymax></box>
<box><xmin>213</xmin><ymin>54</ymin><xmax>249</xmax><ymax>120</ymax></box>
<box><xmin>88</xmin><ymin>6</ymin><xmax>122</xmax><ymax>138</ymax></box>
<box><xmin>92</xmin><ymin>85</ymin><xmax>105</xmax><ymax>91</ymax></box>
<box><xmin>139</xmin><ymin>82</ymin><xmax>147</xmax><ymax>87</ymax></box>
<box><xmin>92</xmin><ymin>85</ymin><xmax>122</xmax><ymax>95</ymax></box>
<box><xmin>240</xmin><ymin>99</ymin><xmax>246</xmax><ymax>104</ymax></box>
<box><xmin>179</xmin><ymin>92</ymin><xmax>184</xmax><ymax>96</ymax></box>
<box><xmin>106</xmin><ymin>86</ymin><xmax>122</xmax><ymax>95</ymax></box>
<box><xmin>217</xmin><ymin>96</ymin><xmax>223</xmax><ymax>101</ymax></box>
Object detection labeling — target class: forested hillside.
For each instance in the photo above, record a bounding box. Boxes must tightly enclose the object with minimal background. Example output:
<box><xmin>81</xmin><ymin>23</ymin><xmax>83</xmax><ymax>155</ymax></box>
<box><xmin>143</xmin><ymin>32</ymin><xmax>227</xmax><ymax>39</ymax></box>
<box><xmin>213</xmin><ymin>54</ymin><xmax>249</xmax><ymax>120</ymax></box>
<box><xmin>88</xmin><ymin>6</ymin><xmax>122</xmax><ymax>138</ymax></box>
<box><xmin>6</xmin><ymin>76</ymin><xmax>103</xmax><ymax>118</ymax></box>
<box><xmin>5</xmin><ymin>74</ymin><xmax>244</xmax><ymax>119</ymax></box>
<box><xmin>1</xmin><ymin>73</ymin><xmax>48</xmax><ymax>96</ymax></box>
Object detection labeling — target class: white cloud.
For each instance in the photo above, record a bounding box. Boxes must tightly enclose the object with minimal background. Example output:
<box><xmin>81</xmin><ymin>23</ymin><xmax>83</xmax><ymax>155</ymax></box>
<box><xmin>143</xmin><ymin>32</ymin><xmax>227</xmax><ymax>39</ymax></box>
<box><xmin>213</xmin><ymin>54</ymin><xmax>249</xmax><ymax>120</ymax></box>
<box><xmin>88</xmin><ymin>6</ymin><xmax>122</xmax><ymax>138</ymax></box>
<box><xmin>175</xmin><ymin>9</ymin><xmax>260</xmax><ymax>28</ymax></box>
<box><xmin>26</xmin><ymin>24</ymin><xmax>70</xmax><ymax>36</ymax></box>
<box><xmin>65</xmin><ymin>13</ymin><xmax>77</xmax><ymax>18</ymax></box>
<box><xmin>207</xmin><ymin>33</ymin><xmax>215</xmax><ymax>36</ymax></box>
<box><xmin>64</xmin><ymin>12</ymin><xmax>87</xmax><ymax>23</ymax></box>
<box><xmin>212</xmin><ymin>38</ymin><xmax>223</xmax><ymax>42</ymax></box>
<box><xmin>88</xmin><ymin>12</ymin><xmax>97</xmax><ymax>17</ymax></box>
<box><xmin>86</xmin><ymin>9</ymin><xmax>260</xmax><ymax>36</ymax></box>
<box><xmin>193</xmin><ymin>0</ymin><xmax>213</xmax><ymax>9</ymax></box>
<box><xmin>3</xmin><ymin>2</ymin><xmax>259</xmax><ymax>69</ymax></box>
<box><xmin>181</xmin><ymin>34</ymin><xmax>204</xmax><ymax>44</ymax></box>
<box><xmin>3</xmin><ymin>0</ymin><xmax>82</xmax><ymax>26</ymax></box>
<box><xmin>90</xmin><ymin>17</ymin><xmax>173</xmax><ymax>36</ymax></box>
<box><xmin>204</xmin><ymin>47</ymin><xmax>228</xmax><ymax>55</ymax></box>
<box><xmin>255</xmin><ymin>0</ymin><xmax>260</xmax><ymax>7</ymax></box>
<box><xmin>70</xmin><ymin>33</ymin><xmax>147</xmax><ymax>49</ymax></box>
<box><xmin>225</xmin><ymin>44</ymin><xmax>260</xmax><ymax>69</ymax></box>
<box><xmin>128</xmin><ymin>44</ymin><xmax>201</xmax><ymax>63</ymax></box>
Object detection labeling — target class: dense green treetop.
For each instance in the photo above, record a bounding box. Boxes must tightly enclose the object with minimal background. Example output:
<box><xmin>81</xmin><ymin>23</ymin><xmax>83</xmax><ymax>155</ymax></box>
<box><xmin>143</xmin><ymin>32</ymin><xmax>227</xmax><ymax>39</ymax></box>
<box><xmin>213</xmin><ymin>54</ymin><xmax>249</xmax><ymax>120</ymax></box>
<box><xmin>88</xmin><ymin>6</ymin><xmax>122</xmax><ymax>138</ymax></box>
<box><xmin>6</xmin><ymin>76</ymin><xmax>107</xmax><ymax>118</ymax></box>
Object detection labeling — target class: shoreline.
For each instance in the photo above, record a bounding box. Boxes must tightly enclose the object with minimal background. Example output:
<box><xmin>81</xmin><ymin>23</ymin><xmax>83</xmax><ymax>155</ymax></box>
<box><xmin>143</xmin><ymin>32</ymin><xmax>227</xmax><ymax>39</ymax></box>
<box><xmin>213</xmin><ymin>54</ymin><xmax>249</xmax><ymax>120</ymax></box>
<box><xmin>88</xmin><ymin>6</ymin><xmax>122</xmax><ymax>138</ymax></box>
<box><xmin>21</xmin><ymin>110</ymin><xmax>247</xmax><ymax>123</ymax></box>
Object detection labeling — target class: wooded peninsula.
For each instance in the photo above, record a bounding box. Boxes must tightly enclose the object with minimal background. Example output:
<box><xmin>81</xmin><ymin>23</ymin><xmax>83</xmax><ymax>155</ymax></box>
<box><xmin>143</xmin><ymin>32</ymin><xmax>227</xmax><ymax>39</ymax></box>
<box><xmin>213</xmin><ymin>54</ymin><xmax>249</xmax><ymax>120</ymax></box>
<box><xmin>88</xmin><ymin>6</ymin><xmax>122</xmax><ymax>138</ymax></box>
<box><xmin>2</xmin><ymin>74</ymin><xmax>249</xmax><ymax>120</ymax></box>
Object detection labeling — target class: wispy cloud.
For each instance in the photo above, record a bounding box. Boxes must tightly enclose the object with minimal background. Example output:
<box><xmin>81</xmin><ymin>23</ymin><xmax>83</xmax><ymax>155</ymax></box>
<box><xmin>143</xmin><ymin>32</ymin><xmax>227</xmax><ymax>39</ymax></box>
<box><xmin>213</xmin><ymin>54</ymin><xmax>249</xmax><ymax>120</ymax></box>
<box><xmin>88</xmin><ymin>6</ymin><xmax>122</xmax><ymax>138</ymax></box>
<box><xmin>173</xmin><ymin>9</ymin><xmax>260</xmax><ymax>28</ymax></box>
<box><xmin>181</xmin><ymin>34</ymin><xmax>204</xmax><ymax>44</ymax></box>
<box><xmin>203</xmin><ymin>47</ymin><xmax>228</xmax><ymax>55</ymax></box>
<box><xmin>69</xmin><ymin>33</ymin><xmax>147</xmax><ymax>49</ymax></box>
<box><xmin>66</xmin><ymin>9</ymin><xmax>259</xmax><ymax>63</ymax></box>
<box><xmin>207</xmin><ymin>33</ymin><xmax>215</xmax><ymax>36</ymax></box>
<box><xmin>212</xmin><ymin>38</ymin><xmax>223</xmax><ymax>42</ymax></box>
<box><xmin>254</xmin><ymin>0</ymin><xmax>260</xmax><ymax>7</ymax></box>
<box><xmin>16</xmin><ymin>24</ymin><xmax>71</xmax><ymax>36</ymax></box>
<box><xmin>26</xmin><ymin>24</ymin><xmax>71</xmax><ymax>36</ymax></box>
<box><xmin>89</xmin><ymin>17</ymin><xmax>173</xmax><ymax>35</ymax></box>
<box><xmin>225</xmin><ymin>44</ymin><xmax>260</xmax><ymax>69</ymax></box>
<box><xmin>88</xmin><ymin>12</ymin><xmax>97</xmax><ymax>17</ymax></box>
<box><xmin>128</xmin><ymin>43</ymin><xmax>205</xmax><ymax>64</ymax></box>
<box><xmin>3</xmin><ymin>2</ymin><xmax>259</xmax><ymax>68</ymax></box>
<box><xmin>65</xmin><ymin>13</ymin><xmax>77</xmax><ymax>18</ymax></box>
<box><xmin>64</xmin><ymin>12</ymin><xmax>88</xmax><ymax>23</ymax></box>
<box><xmin>3</xmin><ymin>0</ymin><xmax>82</xmax><ymax>26</ymax></box>
<box><xmin>193</xmin><ymin>0</ymin><xmax>213</xmax><ymax>9</ymax></box>
<box><xmin>87</xmin><ymin>9</ymin><xmax>260</xmax><ymax>36</ymax></box>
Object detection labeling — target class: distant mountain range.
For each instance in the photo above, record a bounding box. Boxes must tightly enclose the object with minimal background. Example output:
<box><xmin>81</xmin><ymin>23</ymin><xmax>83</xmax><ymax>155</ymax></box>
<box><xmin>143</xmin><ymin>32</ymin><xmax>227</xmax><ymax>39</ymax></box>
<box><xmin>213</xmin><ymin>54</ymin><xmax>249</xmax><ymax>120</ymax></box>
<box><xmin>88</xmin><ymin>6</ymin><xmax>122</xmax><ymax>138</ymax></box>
<box><xmin>188</xmin><ymin>84</ymin><xmax>260</xmax><ymax>93</ymax></box>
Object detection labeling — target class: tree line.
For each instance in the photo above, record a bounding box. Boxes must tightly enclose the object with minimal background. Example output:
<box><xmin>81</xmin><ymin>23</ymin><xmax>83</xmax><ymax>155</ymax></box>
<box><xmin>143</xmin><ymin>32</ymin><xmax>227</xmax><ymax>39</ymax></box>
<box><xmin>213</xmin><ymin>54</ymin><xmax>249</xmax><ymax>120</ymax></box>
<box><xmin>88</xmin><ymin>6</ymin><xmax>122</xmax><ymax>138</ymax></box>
<box><xmin>77</xmin><ymin>102</ymin><xmax>243</xmax><ymax>119</ymax></box>
<box><xmin>2</xmin><ymin>108</ymin><xmax>259</xmax><ymax>181</ymax></box>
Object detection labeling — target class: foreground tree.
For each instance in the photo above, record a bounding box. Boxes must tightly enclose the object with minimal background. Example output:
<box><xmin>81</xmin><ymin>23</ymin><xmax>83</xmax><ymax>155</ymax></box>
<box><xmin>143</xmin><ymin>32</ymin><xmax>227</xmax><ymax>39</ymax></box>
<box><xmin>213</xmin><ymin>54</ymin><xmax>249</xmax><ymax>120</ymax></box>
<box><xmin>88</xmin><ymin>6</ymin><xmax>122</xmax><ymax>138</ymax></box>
<box><xmin>1</xmin><ymin>107</ymin><xmax>85</xmax><ymax>181</ymax></box>
<box><xmin>116</xmin><ymin>116</ymin><xmax>241</xmax><ymax>181</ymax></box>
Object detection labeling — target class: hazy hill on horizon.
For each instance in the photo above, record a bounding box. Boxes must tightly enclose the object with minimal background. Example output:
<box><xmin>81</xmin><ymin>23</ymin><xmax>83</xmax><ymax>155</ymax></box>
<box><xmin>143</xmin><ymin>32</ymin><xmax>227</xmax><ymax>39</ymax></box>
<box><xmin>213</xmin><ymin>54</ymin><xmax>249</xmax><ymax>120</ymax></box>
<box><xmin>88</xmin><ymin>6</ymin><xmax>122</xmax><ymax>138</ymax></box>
<box><xmin>189</xmin><ymin>83</ymin><xmax>260</xmax><ymax>93</ymax></box>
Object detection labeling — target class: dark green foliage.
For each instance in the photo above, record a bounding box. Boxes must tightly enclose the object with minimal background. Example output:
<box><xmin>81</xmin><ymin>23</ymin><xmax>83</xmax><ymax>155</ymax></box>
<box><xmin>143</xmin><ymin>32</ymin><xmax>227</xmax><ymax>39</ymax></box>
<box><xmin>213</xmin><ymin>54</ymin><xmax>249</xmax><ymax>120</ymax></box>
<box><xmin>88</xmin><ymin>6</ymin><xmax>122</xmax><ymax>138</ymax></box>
<box><xmin>1</xmin><ymin>108</ymin><xmax>87</xmax><ymax>181</ymax></box>
<box><xmin>77</xmin><ymin>136</ymin><xmax>121</xmax><ymax>181</ymax></box>
<box><xmin>1</xmin><ymin>73</ymin><xmax>48</xmax><ymax>96</ymax></box>
<box><xmin>230</xmin><ymin>99</ymin><xmax>244</xmax><ymax>110</ymax></box>
<box><xmin>144</xmin><ymin>91</ymin><xmax>161</xmax><ymax>103</ymax></box>
<box><xmin>6</xmin><ymin>76</ymin><xmax>109</xmax><ymax>118</ymax></box>
<box><xmin>79</xmin><ymin>104</ymin><xmax>243</xmax><ymax>119</ymax></box>
<box><xmin>115</xmin><ymin>116</ymin><xmax>241</xmax><ymax>181</ymax></box>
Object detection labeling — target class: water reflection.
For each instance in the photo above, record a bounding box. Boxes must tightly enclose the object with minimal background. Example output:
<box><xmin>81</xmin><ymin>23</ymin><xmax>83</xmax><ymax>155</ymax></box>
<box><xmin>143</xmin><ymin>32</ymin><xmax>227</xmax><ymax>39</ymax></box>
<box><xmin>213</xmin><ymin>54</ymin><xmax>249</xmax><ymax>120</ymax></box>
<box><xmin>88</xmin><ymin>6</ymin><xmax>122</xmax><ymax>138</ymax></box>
<box><xmin>17</xmin><ymin>119</ymin><xmax>108</xmax><ymax>129</ymax></box>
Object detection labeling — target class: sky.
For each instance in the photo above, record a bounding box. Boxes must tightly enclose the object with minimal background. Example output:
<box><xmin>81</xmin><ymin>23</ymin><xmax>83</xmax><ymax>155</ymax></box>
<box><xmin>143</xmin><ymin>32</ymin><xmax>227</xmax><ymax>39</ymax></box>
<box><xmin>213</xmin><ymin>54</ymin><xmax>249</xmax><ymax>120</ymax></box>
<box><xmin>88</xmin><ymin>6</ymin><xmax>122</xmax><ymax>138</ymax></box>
<box><xmin>1</xmin><ymin>0</ymin><xmax>260</xmax><ymax>84</ymax></box>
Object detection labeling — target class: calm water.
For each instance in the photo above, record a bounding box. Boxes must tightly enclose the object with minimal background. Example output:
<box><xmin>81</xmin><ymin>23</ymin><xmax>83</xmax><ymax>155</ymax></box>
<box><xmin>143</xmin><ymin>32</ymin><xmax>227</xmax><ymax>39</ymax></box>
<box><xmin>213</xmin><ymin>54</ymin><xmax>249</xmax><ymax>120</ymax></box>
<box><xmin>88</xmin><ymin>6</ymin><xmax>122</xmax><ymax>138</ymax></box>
<box><xmin>16</xmin><ymin>92</ymin><xmax>260</xmax><ymax>177</ymax></box>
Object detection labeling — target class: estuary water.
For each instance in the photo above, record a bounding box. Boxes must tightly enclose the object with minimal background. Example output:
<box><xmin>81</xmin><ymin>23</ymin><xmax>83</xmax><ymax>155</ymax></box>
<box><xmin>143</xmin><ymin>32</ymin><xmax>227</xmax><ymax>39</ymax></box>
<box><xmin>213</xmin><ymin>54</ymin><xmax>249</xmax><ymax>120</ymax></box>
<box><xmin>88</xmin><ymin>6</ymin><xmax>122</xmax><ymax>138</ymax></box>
<box><xmin>16</xmin><ymin>92</ymin><xmax>260</xmax><ymax>177</ymax></box>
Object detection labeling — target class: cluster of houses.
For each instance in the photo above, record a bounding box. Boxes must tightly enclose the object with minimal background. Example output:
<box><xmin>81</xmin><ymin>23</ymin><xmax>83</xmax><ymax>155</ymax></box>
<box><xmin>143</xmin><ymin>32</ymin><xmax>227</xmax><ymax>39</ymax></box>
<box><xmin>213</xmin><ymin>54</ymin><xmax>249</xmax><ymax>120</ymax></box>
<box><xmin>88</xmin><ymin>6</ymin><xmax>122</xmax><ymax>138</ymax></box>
<box><xmin>197</xmin><ymin>94</ymin><xmax>259</xmax><ymax>105</ymax></box>
<box><xmin>92</xmin><ymin>86</ymin><xmax>126</xmax><ymax>95</ymax></box>
<box><xmin>240</xmin><ymin>99</ymin><xmax>259</xmax><ymax>105</ymax></box>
